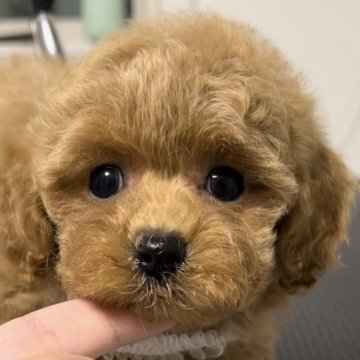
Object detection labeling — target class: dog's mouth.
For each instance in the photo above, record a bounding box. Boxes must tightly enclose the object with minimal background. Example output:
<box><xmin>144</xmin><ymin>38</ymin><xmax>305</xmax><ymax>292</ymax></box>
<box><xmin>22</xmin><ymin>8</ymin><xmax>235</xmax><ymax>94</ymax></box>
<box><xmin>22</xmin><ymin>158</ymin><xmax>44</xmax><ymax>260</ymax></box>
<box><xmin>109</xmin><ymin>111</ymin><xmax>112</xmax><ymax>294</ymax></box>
<box><xmin>133</xmin><ymin>256</ymin><xmax>188</xmax><ymax>297</ymax></box>
<box><xmin>136</xmin><ymin>268</ymin><xmax>181</xmax><ymax>288</ymax></box>
<box><xmin>57</xmin><ymin>228</ymin><xmax>250</xmax><ymax>327</ymax></box>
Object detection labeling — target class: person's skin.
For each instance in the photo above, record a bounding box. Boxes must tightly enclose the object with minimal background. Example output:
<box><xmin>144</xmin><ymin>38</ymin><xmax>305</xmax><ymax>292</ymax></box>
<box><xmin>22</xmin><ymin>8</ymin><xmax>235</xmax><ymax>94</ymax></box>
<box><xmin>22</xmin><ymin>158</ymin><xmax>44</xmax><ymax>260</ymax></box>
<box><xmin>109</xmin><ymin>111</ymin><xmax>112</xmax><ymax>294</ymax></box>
<box><xmin>0</xmin><ymin>299</ymin><xmax>173</xmax><ymax>360</ymax></box>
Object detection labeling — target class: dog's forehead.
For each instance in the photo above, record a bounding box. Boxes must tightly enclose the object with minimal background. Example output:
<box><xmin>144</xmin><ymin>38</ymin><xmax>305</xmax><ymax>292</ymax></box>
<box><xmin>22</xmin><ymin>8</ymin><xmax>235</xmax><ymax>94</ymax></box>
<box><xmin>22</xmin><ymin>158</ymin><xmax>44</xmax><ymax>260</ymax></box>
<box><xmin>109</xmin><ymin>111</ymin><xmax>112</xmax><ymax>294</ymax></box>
<box><xmin>90</xmin><ymin>43</ymin><xmax>248</xmax><ymax>128</ymax></box>
<box><xmin>64</xmin><ymin>44</ymin><xmax>251</xmax><ymax>161</ymax></box>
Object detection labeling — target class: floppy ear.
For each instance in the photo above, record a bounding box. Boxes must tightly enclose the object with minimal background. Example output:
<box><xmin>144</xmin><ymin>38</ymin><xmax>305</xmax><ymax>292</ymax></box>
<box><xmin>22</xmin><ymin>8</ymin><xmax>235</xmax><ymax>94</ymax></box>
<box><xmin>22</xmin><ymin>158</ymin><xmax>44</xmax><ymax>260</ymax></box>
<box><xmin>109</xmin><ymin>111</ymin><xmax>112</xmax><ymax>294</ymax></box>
<box><xmin>275</xmin><ymin>134</ymin><xmax>355</xmax><ymax>294</ymax></box>
<box><xmin>1</xmin><ymin>164</ymin><xmax>55</xmax><ymax>280</ymax></box>
<box><xmin>0</xmin><ymin>166</ymin><xmax>61</xmax><ymax>323</ymax></box>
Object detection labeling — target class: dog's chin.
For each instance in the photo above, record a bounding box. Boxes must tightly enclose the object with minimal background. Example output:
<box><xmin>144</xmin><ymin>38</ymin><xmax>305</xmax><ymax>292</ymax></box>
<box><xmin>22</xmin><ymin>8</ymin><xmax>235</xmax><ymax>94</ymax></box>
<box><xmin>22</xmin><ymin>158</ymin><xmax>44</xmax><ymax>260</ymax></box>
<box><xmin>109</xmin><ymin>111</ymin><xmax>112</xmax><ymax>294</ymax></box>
<box><xmin>61</xmin><ymin>270</ymin><xmax>243</xmax><ymax>331</ymax></box>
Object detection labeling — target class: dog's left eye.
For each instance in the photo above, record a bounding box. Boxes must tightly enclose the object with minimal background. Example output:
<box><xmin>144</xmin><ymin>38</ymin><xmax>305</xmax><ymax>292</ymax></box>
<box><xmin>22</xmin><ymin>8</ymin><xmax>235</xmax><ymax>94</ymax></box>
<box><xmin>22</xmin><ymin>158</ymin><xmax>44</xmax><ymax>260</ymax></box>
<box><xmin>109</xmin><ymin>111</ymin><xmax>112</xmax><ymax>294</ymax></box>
<box><xmin>89</xmin><ymin>165</ymin><xmax>123</xmax><ymax>199</ymax></box>
<box><xmin>206</xmin><ymin>166</ymin><xmax>245</xmax><ymax>202</ymax></box>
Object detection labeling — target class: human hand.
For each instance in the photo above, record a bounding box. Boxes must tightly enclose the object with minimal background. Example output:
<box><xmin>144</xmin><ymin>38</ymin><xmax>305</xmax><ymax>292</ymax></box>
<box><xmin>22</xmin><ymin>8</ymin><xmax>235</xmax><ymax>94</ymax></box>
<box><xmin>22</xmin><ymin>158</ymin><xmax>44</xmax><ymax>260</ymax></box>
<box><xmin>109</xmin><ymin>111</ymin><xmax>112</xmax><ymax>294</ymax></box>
<box><xmin>0</xmin><ymin>299</ymin><xmax>173</xmax><ymax>360</ymax></box>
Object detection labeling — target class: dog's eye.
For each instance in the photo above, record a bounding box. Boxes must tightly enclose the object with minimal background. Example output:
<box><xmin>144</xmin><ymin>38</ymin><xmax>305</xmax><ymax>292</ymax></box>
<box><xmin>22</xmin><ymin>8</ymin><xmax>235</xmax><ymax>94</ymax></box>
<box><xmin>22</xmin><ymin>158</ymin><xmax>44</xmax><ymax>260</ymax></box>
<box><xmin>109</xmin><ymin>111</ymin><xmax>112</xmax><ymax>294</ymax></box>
<box><xmin>206</xmin><ymin>167</ymin><xmax>244</xmax><ymax>202</ymax></box>
<box><xmin>89</xmin><ymin>165</ymin><xmax>123</xmax><ymax>199</ymax></box>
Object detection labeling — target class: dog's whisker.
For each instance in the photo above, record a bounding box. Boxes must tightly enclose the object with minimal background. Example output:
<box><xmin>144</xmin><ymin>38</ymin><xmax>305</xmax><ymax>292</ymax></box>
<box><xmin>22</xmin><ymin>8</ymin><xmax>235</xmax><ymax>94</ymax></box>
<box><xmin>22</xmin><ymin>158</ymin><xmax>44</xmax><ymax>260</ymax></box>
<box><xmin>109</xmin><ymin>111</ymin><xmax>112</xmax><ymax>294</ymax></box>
<box><xmin>33</xmin><ymin>252</ymin><xmax>59</xmax><ymax>271</ymax></box>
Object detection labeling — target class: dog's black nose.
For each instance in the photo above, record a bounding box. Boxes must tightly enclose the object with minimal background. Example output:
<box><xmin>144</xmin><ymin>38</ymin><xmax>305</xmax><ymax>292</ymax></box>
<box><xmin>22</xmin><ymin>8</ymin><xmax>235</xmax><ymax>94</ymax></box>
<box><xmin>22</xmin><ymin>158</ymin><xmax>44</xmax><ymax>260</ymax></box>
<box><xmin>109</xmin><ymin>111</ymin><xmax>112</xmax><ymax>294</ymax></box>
<box><xmin>135</xmin><ymin>232</ymin><xmax>186</xmax><ymax>277</ymax></box>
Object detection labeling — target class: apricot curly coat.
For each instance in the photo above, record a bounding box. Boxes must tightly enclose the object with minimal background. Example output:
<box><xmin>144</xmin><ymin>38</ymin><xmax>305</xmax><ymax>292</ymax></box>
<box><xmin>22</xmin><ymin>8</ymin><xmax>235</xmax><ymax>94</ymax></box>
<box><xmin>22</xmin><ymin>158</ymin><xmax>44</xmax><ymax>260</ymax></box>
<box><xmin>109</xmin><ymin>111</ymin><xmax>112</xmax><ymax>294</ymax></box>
<box><xmin>0</xmin><ymin>14</ymin><xmax>355</xmax><ymax>359</ymax></box>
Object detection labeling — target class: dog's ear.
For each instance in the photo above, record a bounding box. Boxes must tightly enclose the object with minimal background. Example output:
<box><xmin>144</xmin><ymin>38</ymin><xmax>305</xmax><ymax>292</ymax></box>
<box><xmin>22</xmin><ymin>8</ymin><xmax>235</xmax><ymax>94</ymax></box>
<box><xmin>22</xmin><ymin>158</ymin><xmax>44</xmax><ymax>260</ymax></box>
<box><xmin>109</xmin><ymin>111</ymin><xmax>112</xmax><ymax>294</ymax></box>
<box><xmin>1</xmin><ymin>166</ymin><xmax>54</xmax><ymax>280</ymax></box>
<box><xmin>275</xmin><ymin>135</ymin><xmax>355</xmax><ymax>294</ymax></box>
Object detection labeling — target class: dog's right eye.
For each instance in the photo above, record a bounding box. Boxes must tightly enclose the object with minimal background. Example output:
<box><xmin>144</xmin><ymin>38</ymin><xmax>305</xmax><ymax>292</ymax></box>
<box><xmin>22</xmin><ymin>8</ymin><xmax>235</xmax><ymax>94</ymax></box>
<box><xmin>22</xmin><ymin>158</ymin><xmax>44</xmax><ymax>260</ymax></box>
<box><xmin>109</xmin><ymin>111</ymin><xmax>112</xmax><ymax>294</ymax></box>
<box><xmin>89</xmin><ymin>165</ymin><xmax>123</xmax><ymax>199</ymax></box>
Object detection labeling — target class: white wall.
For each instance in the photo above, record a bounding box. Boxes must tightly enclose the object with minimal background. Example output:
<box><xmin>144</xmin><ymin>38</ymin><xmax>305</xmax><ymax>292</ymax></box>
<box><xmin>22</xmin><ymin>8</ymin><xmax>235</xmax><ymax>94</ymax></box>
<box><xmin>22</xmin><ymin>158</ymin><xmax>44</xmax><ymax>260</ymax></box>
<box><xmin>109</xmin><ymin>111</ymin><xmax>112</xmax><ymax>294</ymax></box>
<box><xmin>134</xmin><ymin>0</ymin><xmax>360</xmax><ymax>176</ymax></box>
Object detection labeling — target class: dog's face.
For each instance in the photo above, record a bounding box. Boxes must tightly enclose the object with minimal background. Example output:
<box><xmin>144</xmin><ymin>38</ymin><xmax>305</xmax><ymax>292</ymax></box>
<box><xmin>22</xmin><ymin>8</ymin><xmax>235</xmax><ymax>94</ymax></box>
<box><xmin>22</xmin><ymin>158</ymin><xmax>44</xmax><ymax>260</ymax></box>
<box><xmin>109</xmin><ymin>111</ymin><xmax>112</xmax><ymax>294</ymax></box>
<box><xmin>32</xmin><ymin>15</ymin><xmax>354</xmax><ymax>328</ymax></box>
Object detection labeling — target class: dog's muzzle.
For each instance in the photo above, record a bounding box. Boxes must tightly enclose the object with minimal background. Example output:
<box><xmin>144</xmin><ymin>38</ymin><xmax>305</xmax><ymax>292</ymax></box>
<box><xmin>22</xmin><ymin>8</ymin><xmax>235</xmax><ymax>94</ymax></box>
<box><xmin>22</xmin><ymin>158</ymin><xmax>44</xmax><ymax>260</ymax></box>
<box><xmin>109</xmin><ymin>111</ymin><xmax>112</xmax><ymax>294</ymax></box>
<box><xmin>134</xmin><ymin>231</ymin><xmax>187</xmax><ymax>280</ymax></box>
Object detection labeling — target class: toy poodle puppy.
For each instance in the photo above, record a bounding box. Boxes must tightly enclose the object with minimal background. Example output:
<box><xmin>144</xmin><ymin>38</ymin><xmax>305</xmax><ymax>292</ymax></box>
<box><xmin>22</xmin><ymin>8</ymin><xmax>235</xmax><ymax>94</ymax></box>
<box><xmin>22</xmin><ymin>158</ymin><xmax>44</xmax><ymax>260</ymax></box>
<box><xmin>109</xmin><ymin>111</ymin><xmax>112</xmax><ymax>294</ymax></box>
<box><xmin>0</xmin><ymin>13</ymin><xmax>355</xmax><ymax>360</ymax></box>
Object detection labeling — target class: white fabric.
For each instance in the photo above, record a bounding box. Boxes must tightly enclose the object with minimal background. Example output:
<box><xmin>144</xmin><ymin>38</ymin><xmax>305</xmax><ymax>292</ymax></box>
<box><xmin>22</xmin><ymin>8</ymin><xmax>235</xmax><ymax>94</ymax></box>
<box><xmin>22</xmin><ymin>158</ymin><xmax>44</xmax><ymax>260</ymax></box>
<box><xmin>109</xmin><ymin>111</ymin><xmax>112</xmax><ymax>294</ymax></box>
<box><xmin>103</xmin><ymin>323</ymin><xmax>241</xmax><ymax>360</ymax></box>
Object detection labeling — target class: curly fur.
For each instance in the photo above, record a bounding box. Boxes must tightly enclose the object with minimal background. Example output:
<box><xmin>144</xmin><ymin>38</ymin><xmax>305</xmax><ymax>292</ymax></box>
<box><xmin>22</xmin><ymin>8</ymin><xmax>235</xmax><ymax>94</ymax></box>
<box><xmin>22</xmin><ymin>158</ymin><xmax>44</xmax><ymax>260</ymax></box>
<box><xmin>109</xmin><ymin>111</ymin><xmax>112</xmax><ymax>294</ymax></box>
<box><xmin>0</xmin><ymin>14</ymin><xmax>356</xmax><ymax>359</ymax></box>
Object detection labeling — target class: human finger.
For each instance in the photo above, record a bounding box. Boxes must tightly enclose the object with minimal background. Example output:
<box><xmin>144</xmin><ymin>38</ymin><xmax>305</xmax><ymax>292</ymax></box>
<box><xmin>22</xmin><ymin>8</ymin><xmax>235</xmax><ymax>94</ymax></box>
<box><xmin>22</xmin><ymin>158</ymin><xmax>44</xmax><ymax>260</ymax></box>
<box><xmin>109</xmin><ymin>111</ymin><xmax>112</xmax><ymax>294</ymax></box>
<box><xmin>0</xmin><ymin>299</ymin><xmax>173</xmax><ymax>360</ymax></box>
<box><xmin>24</xmin><ymin>355</ymin><xmax>91</xmax><ymax>360</ymax></box>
